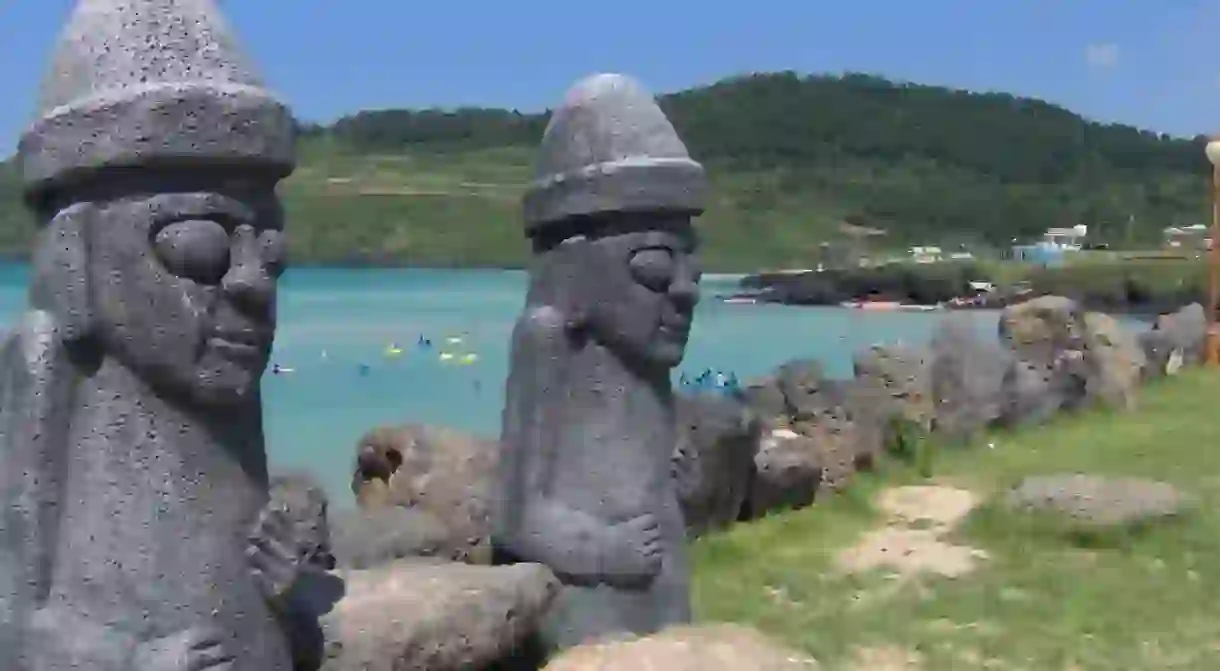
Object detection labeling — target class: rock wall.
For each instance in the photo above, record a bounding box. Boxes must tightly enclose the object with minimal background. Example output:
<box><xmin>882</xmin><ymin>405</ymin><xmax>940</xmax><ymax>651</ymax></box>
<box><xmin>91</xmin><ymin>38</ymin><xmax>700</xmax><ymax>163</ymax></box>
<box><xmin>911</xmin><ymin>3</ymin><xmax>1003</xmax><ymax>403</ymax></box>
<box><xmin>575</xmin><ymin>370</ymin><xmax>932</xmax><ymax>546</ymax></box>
<box><xmin>326</xmin><ymin>297</ymin><xmax>1206</xmax><ymax>670</ymax></box>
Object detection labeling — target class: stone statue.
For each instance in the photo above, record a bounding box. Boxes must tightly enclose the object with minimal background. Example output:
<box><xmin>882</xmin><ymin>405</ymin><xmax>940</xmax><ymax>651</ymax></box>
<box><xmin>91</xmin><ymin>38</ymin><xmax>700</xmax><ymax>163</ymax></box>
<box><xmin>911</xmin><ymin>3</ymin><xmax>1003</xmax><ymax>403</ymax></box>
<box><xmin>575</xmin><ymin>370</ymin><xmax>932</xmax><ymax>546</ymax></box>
<box><xmin>492</xmin><ymin>73</ymin><xmax>706</xmax><ymax>650</ymax></box>
<box><xmin>0</xmin><ymin>1</ymin><xmax>308</xmax><ymax>669</ymax></box>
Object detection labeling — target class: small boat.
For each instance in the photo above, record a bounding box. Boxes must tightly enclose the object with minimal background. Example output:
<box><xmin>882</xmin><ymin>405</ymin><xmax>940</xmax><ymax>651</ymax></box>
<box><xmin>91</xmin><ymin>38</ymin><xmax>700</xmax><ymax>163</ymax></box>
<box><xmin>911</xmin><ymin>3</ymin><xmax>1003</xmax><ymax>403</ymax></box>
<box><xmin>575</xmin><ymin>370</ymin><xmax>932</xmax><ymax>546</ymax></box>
<box><xmin>840</xmin><ymin>301</ymin><xmax>903</xmax><ymax>311</ymax></box>
<box><xmin>896</xmin><ymin>304</ymin><xmax>944</xmax><ymax>312</ymax></box>
<box><xmin>721</xmin><ymin>297</ymin><xmax>757</xmax><ymax>305</ymax></box>
<box><xmin>841</xmin><ymin>300</ymin><xmax>942</xmax><ymax>312</ymax></box>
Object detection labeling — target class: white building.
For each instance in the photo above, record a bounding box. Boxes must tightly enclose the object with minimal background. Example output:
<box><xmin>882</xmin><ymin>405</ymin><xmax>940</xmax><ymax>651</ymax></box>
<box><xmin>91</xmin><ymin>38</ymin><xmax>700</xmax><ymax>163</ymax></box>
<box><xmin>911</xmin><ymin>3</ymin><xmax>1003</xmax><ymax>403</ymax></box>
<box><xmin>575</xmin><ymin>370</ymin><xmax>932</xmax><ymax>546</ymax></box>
<box><xmin>1041</xmin><ymin>224</ymin><xmax>1087</xmax><ymax>250</ymax></box>
<box><xmin>909</xmin><ymin>246</ymin><xmax>943</xmax><ymax>263</ymax></box>
<box><xmin>1163</xmin><ymin>224</ymin><xmax>1209</xmax><ymax>250</ymax></box>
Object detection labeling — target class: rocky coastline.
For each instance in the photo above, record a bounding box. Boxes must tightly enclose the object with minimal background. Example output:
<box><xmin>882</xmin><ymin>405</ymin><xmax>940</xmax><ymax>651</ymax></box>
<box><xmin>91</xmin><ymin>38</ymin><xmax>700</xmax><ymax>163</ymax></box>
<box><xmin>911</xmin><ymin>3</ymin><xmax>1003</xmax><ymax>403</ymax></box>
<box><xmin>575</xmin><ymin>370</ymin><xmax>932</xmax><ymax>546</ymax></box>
<box><xmin>734</xmin><ymin>265</ymin><xmax>1205</xmax><ymax>316</ymax></box>
<box><xmin>316</xmin><ymin>296</ymin><xmax>1204</xmax><ymax>669</ymax></box>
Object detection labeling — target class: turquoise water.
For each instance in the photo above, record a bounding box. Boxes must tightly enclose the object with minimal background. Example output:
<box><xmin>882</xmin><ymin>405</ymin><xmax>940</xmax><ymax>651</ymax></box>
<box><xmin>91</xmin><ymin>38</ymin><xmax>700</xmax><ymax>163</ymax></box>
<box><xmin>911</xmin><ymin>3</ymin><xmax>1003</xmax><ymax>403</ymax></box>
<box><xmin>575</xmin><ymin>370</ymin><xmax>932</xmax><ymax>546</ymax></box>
<box><xmin>0</xmin><ymin>264</ymin><xmax>1000</xmax><ymax>505</ymax></box>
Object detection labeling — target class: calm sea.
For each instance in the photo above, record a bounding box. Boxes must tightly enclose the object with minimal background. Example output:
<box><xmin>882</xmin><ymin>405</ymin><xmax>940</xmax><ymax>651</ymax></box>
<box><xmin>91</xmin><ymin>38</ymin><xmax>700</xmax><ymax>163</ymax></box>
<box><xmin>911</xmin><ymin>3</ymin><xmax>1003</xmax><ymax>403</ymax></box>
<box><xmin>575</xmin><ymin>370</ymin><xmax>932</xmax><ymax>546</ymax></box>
<box><xmin>0</xmin><ymin>264</ymin><xmax>1001</xmax><ymax>506</ymax></box>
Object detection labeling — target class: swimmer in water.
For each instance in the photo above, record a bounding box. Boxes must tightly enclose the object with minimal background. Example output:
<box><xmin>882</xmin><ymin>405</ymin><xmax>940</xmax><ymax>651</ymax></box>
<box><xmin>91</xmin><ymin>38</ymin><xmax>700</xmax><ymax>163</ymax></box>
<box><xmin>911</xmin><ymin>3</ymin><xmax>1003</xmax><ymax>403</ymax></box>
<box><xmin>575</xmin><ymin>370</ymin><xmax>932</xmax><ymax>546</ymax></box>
<box><xmin>358</xmin><ymin>363</ymin><xmax>371</xmax><ymax>377</ymax></box>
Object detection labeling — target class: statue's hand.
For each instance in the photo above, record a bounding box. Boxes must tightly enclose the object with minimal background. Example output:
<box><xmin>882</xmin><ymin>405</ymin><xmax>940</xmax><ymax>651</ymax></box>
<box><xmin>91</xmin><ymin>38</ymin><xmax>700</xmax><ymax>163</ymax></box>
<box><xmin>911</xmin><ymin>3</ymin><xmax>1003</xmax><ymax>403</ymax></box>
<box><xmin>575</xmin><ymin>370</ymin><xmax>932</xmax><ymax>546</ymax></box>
<box><xmin>600</xmin><ymin>512</ymin><xmax>664</xmax><ymax>588</ymax></box>
<box><xmin>247</xmin><ymin>503</ymin><xmax>303</xmax><ymax>607</ymax></box>
<box><xmin>132</xmin><ymin>625</ymin><xmax>233</xmax><ymax>671</ymax></box>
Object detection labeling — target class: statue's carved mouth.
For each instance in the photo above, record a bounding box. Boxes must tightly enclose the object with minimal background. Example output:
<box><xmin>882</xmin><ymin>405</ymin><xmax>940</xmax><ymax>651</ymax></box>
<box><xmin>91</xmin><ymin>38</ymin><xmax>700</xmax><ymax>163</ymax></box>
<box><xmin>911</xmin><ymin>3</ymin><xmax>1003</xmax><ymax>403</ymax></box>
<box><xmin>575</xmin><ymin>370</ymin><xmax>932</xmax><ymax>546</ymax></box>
<box><xmin>659</xmin><ymin>319</ymin><xmax>691</xmax><ymax>338</ymax></box>
<box><xmin>208</xmin><ymin>328</ymin><xmax>269</xmax><ymax>360</ymax></box>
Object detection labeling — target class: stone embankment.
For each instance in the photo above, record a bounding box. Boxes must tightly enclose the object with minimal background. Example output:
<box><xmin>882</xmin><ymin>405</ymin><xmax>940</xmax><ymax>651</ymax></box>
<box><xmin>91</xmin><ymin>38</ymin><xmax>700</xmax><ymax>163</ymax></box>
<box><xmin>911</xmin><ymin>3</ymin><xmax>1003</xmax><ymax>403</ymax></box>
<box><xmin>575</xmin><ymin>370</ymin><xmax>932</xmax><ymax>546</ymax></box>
<box><xmin>316</xmin><ymin>297</ymin><xmax>1204</xmax><ymax>670</ymax></box>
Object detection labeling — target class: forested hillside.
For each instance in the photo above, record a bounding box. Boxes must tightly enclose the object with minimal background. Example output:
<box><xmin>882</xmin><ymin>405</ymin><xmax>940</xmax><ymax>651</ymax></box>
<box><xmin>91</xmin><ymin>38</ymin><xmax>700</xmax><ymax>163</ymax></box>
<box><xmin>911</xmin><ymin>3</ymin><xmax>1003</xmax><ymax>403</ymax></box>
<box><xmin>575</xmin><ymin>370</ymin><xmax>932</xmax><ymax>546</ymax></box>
<box><xmin>0</xmin><ymin>72</ymin><xmax>1208</xmax><ymax>269</ymax></box>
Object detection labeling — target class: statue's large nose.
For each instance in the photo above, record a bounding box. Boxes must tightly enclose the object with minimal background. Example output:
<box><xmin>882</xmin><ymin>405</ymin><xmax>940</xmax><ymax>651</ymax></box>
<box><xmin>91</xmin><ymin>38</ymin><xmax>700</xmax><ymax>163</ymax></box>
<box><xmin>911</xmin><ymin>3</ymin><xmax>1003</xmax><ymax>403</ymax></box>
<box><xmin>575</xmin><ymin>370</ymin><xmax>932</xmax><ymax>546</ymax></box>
<box><xmin>222</xmin><ymin>225</ymin><xmax>274</xmax><ymax>312</ymax></box>
<box><xmin>670</xmin><ymin>265</ymin><xmax>700</xmax><ymax>309</ymax></box>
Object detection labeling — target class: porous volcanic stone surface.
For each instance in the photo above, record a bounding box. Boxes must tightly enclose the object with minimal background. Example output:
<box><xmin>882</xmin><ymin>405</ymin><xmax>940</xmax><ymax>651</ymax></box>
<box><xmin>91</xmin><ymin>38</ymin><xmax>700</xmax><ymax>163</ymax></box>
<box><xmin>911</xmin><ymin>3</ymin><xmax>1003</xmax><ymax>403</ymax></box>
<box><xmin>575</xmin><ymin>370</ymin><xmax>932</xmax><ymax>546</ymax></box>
<box><xmin>1004</xmin><ymin>473</ymin><xmax>1191</xmax><ymax>529</ymax></box>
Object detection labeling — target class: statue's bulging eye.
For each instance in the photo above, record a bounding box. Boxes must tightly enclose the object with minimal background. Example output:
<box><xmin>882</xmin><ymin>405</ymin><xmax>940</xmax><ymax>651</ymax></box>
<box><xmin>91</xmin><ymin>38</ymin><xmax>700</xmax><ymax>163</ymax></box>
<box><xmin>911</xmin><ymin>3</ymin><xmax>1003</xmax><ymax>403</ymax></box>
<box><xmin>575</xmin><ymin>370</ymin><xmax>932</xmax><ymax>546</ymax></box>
<box><xmin>629</xmin><ymin>248</ymin><xmax>675</xmax><ymax>292</ymax></box>
<box><xmin>153</xmin><ymin>219</ymin><xmax>231</xmax><ymax>284</ymax></box>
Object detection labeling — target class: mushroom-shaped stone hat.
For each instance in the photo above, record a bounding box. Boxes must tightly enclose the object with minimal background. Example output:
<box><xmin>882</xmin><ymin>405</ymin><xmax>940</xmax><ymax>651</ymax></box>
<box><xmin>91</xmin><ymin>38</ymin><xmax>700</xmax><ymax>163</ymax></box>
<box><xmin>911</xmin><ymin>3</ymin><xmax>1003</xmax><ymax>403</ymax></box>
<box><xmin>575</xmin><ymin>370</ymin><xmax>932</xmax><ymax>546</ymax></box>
<box><xmin>17</xmin><ymin>0</ymin><xmax>296</xmax><ymax>202</ymax></box>
<box><xmin>523</xmin><ymin>73</ymin><xmax>707</xmax><ymax>236</ymax></box>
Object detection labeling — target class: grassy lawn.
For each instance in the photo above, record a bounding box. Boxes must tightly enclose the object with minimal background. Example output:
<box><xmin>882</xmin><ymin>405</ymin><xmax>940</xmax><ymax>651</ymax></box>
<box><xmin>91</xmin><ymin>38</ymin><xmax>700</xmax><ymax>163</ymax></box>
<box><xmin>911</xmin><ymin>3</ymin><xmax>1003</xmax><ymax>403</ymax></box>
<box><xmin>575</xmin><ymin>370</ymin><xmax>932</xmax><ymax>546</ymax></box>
<box><xmin>691</xmin><ymin>369</ymin><xmax>1220</xmax><ymax>670</ymax></box>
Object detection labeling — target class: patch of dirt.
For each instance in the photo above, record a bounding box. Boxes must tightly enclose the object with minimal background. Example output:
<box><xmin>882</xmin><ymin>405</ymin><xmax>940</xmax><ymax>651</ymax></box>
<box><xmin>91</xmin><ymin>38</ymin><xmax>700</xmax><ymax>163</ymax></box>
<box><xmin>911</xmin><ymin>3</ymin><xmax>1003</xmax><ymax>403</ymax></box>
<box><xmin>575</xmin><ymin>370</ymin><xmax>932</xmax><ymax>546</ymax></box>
<box><xmin>542</xmin><ymin>623</ymin><xmax>820</xmax><ymax>670</ymax></box>
<box><xmin>877</xmin><ymin>486</ymin><xmax>978</xmax><ymax>529</ymax></box>
<box><xmin>846</xmin><ymin>645</ymin><xmax>924</xmax><ymax>670</ymax></box>
<box><xmin>835</xmin><ymin>485</ymin><xmax>987</xmax><ymax>579</ymax></box>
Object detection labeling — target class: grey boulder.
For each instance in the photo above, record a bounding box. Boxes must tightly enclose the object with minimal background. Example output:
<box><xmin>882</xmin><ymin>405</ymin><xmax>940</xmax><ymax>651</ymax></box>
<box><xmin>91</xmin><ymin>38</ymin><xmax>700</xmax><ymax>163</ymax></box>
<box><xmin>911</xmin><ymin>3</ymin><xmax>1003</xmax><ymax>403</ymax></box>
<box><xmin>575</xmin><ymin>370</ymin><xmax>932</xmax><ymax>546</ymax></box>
<box><xmin>315</xmin><ymin>559</ymin><xmax>559</xmax><ymax>671</ymax></box>
<box><xmin>351</xmin><ymin>423</ymin><xmax>498</xmax><ymax>563</ymax></box>
<box><xmin>330</xmin><ymin>506</ymin><xmax>457</xmax><ymax>570</ymax></box>
<box><xmin>1004</xmin><ymin>473</ymin><xmax>1192</xmax><ymax>531</ymax></box>
<box><xmin>996</xmin><ymin>296</ymin><xmax>1091</xmax><ymax>427</ymax></box>
<box><xmin>745</xmin><ymin>429</ymin><xmax>824</xmax><ymax>518</ymax></box>
<box><xmin>1081</xmin><ymin>311</ymin><xmax>1145</xmax><ymax>410</ymax></box>
<box><xmin>672</xmin><ymin>394</ymin><xmax>761</xmax><ymax>538</ymax></box>
<box><xmin>927</xmin><ymin>314</ymin><xmax>1007</xmax><ymax>444</ymax></box>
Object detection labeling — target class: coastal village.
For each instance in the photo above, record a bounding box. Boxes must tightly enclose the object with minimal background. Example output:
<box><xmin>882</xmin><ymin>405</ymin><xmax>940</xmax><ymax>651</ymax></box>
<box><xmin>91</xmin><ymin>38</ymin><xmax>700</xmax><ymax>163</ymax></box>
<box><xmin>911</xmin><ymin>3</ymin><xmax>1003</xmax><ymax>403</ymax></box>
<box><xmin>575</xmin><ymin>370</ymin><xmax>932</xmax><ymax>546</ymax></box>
<box><xmin>725</xmin><ymin>217</ymin><xmax>1218</xmax><ymax>313</ymax></box>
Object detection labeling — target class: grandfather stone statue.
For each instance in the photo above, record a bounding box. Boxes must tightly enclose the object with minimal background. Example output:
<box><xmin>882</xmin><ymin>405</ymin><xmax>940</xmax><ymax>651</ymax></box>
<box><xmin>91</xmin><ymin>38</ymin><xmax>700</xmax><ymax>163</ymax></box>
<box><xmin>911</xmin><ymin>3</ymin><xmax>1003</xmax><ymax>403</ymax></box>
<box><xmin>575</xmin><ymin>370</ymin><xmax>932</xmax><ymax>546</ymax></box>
<box><xmin>493</xmin><ymin>73</ymin><xmax>706</xmax><ymax>650</ymax></box>
<box><xmin>0</xmin><ymin>1</ymin><xmax>309</xmax><ymax>669</ymax></box>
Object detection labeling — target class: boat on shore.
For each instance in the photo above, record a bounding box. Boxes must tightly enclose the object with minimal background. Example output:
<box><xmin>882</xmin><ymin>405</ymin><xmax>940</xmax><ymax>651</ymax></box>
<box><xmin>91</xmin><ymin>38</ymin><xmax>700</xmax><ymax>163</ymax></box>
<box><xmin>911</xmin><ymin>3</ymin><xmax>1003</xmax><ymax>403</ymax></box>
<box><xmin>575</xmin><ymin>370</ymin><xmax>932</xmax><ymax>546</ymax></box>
<box><xmin>839</xmin><ymin>300</ymin><xmax>944</xmax><ymax>312</ymax></box>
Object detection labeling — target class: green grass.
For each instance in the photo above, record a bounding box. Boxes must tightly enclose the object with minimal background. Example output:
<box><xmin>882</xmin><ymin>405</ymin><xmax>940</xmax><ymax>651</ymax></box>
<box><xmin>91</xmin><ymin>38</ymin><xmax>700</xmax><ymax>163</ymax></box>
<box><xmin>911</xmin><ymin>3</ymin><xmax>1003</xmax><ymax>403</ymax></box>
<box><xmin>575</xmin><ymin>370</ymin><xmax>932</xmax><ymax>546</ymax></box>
<box><xmin>0</xmin><ymin>140</ymin><xmax>1046</xmax><ymax>270</ymax></box>
<box><xmin>280</xmin><ymin>142</ymin><xmax>867</xmax><ymax>269</ymax></box>
<box><xmin>0</xmin><ymin>135</ymin><xmax>1207</xmax><ymax>276</ymax></box>
<box><xmin>691</xmin><ymin>370</ymin><xmax>1220</xmax><ymax>670</ymax></box>
<box><xmin>0</xmin><ymin>136</ymin><xmax>1208</xmax><ymax>283</ymax></box>
<box><xmin>0</xmin><ymin>141</ymin><xmax>857</xmax><ymax>269</ymax></box>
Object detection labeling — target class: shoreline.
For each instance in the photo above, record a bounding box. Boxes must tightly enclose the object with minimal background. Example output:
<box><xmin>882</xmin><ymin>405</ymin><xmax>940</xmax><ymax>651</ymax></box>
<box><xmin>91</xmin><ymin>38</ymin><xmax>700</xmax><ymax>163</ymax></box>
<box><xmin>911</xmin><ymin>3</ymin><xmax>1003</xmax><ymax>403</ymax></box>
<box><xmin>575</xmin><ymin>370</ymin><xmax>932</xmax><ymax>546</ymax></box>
<box><xmin>718</xmin><ymin>293</ymin><xmax>1167</xmax><ymax>321</ymax></box>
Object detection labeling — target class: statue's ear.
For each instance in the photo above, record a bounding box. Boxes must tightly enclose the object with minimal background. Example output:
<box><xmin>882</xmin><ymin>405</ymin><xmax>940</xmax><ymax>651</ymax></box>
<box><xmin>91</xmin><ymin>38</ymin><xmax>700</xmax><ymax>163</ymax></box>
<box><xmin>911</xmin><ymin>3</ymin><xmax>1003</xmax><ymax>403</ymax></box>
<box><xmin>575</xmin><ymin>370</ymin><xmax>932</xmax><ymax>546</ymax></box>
<box><xmin>29</xmin><ymin>204</ymin><xmax>93</xmax><ymax>344</ymax></box>
<box><xmin>553</xmin><ymin>236</ymin><xmax>591</xmax><ymax>336</ymax></box>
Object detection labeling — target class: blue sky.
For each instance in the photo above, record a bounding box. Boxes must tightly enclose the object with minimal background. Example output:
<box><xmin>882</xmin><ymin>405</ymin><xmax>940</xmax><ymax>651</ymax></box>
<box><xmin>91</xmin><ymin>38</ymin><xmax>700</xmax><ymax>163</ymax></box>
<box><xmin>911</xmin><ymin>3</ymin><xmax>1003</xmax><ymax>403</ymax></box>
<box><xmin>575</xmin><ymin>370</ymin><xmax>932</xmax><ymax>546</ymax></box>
<box><xmin>1</xmin><ymin>0</ymin><xmax>1218</xmax><ymax>155</ymax></box>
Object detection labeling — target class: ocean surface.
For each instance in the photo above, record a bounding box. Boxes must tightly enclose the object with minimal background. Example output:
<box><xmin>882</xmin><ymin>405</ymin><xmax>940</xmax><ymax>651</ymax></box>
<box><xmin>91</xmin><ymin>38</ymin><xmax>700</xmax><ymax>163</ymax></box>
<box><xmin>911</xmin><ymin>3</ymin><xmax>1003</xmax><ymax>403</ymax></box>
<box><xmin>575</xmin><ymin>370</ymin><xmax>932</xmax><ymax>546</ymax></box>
<box><xmin>0</xmin><ymin>264</ymin><xmax>1002</xmax><ymax>506</ymax></box>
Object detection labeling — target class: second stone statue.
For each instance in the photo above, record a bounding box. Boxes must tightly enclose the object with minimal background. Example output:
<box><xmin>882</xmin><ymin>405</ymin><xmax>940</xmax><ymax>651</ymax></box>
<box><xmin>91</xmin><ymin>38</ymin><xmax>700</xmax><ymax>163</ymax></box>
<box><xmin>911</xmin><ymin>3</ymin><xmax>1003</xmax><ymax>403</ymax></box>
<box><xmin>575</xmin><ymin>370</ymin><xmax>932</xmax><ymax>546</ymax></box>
<box><xmin>493</xmin><ymin>73</ymin><xmax>707</xmax><ymax>651</ymax></box>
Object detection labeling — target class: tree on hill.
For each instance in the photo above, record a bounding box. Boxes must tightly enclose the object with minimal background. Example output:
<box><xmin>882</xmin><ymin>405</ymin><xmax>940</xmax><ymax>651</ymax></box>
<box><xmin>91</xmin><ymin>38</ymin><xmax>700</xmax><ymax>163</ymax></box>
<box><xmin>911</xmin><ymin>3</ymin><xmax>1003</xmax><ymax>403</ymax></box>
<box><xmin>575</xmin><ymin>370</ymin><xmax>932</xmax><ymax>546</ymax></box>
<box><xmin>320</xmin><ymin>71</ymin><xmax>1208</xmax><ymax>249</ymax></box>
<box><xmin>0</xmin><ymin>71</ymin><xmax>1208</xmax><ymax>267</ymax></box>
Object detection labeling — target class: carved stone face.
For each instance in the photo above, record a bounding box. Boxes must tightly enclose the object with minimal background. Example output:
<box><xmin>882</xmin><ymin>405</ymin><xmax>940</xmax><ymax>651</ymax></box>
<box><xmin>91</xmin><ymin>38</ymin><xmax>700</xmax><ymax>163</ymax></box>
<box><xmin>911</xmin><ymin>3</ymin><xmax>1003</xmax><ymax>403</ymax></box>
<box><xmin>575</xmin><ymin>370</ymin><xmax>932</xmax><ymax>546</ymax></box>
<box><xmin>581</xmin><ymin>218</ymin><xmax>700</xmax><ymax>369</ymax></box>
<box><xmin>73</xmin><ymin>169</ymin><xmax>287</xmax><ymax>406</ymax></box>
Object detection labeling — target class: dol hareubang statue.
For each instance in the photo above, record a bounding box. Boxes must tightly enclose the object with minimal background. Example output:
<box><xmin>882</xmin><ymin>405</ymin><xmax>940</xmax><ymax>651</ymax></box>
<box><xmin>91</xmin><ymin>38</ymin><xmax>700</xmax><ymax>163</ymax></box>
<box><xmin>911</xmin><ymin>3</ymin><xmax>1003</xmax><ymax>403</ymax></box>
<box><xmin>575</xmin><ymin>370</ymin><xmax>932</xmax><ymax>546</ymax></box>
<box><xmin>0</xmin><ymin>1</ymin><xmax>311</xmax><ymax>669</ymax></box>
<box><xmin>493</xmin><ymin>73</ymin><xmax>706</xmax><ymax>650</ymax></box>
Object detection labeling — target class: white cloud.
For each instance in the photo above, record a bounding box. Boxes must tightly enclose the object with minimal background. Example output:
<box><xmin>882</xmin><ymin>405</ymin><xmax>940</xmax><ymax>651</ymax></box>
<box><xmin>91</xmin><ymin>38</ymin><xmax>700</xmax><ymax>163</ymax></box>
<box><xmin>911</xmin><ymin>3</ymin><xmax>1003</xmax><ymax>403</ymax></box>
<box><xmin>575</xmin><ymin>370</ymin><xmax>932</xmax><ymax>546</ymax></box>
<box><xmin>1085</xmin><ymin>43</ymin><xmax>1120</xmax><ymax>68</ymax></box>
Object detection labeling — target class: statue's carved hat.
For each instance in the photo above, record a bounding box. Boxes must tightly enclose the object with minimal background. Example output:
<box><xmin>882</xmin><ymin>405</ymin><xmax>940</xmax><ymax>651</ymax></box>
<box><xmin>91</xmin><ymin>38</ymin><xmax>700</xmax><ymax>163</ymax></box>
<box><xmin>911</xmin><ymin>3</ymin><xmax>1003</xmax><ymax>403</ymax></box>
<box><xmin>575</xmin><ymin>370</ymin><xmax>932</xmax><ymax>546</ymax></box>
<box><xmin>18</xmin><ymin>0</ymin><xmax>296</xmax><ymax>201</ymax></box>
<box><xmin>523</xmin><ymin>73</ymin><xmax>707</xmax><ymax>235</ymax></box>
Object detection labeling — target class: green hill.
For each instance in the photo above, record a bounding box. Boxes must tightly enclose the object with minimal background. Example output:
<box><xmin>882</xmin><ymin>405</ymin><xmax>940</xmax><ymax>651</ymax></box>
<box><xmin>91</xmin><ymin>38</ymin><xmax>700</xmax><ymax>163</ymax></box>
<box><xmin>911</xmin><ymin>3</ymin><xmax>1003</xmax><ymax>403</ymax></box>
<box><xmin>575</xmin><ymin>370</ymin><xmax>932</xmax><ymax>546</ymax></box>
<box><xmin>0</xmin><ymin>72</ymin><xmax>1210</xmax><ymax>270</ymax></box>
